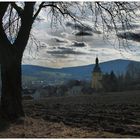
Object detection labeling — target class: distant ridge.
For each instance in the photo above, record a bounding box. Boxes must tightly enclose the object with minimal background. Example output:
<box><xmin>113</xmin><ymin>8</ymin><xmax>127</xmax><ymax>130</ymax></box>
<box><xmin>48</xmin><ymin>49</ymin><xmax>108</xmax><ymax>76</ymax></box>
<box><xmin>22</xmin><ymin>59</ymin><xmax>140</xmax><ymax>83</ymax></box>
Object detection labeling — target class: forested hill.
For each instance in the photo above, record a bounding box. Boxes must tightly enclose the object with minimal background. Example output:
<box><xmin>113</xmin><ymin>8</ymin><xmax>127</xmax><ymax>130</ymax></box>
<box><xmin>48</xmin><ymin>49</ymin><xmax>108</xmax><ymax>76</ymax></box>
<box><xmin>22</xmin><ymin>59</ymin><xmax>140</xmax><ymax>82</ymax></box>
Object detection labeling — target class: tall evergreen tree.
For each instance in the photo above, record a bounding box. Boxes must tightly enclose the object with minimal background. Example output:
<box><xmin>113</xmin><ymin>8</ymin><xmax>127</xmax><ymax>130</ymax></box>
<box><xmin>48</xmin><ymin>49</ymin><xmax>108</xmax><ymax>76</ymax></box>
<box><xmin>109</xmin><ymin>71</ymin><xmax>118</xmax><ymax>91</ymax></box>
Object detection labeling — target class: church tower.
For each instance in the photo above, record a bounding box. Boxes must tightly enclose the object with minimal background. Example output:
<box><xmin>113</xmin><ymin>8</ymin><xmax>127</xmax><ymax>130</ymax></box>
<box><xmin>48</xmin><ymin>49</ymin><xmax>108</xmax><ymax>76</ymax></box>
<box><xmin>91</xmin><ymin>57</ymin><xmax>103</xmax><ymax>91</ymax></box>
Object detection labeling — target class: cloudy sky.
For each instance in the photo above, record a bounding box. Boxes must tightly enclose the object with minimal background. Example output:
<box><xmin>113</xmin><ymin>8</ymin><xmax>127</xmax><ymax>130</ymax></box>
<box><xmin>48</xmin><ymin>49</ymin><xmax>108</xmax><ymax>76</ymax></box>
<box><xmin>22</xmin><ymin>2</ymin><xmax>140</xmax><ymax>68</ymax></box>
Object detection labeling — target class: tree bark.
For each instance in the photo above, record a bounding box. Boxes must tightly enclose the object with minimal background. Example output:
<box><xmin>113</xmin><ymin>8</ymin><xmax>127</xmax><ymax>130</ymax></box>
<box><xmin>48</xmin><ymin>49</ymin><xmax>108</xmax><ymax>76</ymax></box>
<box><xmin>0</xmin><ymin>2</ymin><xmax>35</xmax><ymax>120</ymax></box>
<box><xmin>0</xmin><ymin>51</ymin><xmax>24</xmax><ymax>120</ymax></box>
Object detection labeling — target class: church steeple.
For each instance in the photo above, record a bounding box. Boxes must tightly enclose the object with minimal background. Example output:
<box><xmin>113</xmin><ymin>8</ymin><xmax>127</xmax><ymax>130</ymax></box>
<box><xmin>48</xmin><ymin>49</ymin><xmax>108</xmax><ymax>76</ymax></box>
<box><xmin>91</xmin><ymin>57</ymin><xmax>103</xmax><ymax>90</ymax></box>
<box><xmin>95</xmin><ymin>57</ymin><xmax>99</xmax><ymax>66</ymax></box>
<box><xmin>93</xmin><ymin>57</ymin><xmax>101</xmax><ymax>73</ymax></box>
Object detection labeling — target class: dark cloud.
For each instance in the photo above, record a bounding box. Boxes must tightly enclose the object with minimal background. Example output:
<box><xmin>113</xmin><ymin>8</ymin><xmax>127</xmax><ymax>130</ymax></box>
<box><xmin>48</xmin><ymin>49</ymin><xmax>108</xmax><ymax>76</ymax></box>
<box><xmin>126</xmin><ymin>24</ymin><xmax>140</xmax><ymax>30</ymax></box>
<box><xmin>71</xmin><ymin>41</ymin><xmax>87</xmax><ymax>47</ymax></box>
<box><xmin>57</xmin><ymin>47</ymin><xmax>70</xmax><ymax>50</ymax></box>
<box><xmin>66</xmin><ymin>22</ymin><xmax>92</xmax><ymax>31</ymax></box>
<box><xmin>92</xmin><ymin>30</ymin><xmax>102</xmax><ymax>34</ymax></box>
<box><xmin>47</xmin><ymin>48</ymin><xmax>86</xmax><ymax>55</ymax></box>
<box><xmin>74</xmin><ymin>31</ymin><xmax>93</xmax><ymax>36</ymax></box>
<box><xmin>66</xmin><ymin>22</ymin><xmax>101</xmax><ymax>35</ymax></box>
<box><xmin>117</xmin><ymin>32</ymin><xmax>140</xmax><ymax>42</ymax></box>
<box><xmin>107</xmin><ymin>24</ymin><xmax>140</xmax><ymax>31</ymax></box>
<box><xmin>40</xmin><ymin>43</ymin><xmax>48</xmax><ymax>48</ymax></box>
<box><xmin>53</xmin><ymin>38</ymin><xmax>68</xmax><ymax>43</ymax></box>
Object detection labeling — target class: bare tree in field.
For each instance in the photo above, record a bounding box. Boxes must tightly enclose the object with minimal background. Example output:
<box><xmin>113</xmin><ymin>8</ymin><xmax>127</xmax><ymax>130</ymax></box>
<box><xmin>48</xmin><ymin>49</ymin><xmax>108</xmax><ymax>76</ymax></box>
<box><xmin>0</xmin><ymin>2</ymin><xmax>138</xmax><ymax>120</ymax></box>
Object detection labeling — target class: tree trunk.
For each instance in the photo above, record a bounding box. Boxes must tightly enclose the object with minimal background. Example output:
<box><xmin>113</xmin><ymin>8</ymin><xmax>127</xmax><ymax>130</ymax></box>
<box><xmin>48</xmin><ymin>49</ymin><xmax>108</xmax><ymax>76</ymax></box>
<box><xmin>0</xmin><ymin>2</ymin><xmax>35</xmax><ymax>121</ymax></box>
<box><xmin>0</xmin><ymin>52</ymin><xmax>24</xmax><ymax>120</ymax></box>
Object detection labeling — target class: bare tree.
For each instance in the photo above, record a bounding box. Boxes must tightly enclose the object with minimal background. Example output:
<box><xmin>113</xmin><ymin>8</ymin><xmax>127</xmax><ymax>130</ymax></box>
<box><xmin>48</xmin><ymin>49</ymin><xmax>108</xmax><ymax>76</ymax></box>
<box><xmin>0</xmin><ymin>2</ymin><xmax>138</xmax><ymax>121</ymax></box>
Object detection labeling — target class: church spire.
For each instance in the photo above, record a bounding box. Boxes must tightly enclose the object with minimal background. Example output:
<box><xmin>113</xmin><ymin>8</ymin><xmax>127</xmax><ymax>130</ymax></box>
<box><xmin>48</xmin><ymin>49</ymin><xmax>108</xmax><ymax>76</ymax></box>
<box><xmin>91</xmin><ymin>57</ymin><xmax>103</xmax><ymax>90</ymax></box>
<box><xmin>93</xmin><ymin>57</ymin><xmax>101</xmax><ymax>73</ymax></box>
<box><xmin>95</xmin><ymin>57</ymin><xmax>99</xmax><ymax>65</ymax></box>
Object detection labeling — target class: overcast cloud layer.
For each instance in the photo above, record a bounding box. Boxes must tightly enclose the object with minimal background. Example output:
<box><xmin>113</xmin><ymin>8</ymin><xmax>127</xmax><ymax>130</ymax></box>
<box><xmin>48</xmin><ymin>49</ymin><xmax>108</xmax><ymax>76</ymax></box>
<box><xmin>22</xmin><ymin>5</ymin><xmax>140</xmax><ymax>68</ymax></box>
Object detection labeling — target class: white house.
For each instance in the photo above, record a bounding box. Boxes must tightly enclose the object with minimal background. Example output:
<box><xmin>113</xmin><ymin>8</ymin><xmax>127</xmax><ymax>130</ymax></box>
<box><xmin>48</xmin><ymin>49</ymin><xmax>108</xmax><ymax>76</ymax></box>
<box><xmin>67</xmin><ymin>86</ymin><xmax>82</xmax><ymax>96</ymax></box>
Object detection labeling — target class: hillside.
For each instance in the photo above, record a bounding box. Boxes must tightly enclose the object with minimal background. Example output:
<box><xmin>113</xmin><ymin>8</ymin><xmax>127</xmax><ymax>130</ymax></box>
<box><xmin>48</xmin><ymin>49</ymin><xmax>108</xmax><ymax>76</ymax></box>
<box><xmin>22</xmin><ymin>59</ymin><xmax>140</xmax><ymax>84</ymax></box>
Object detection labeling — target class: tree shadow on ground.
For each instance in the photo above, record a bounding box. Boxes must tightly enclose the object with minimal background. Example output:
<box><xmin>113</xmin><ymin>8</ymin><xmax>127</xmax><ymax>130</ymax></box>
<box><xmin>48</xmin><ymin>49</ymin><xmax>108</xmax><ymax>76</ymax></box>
<box><xmin>0</xmin><ymin>115</ymin><xmax>10</xmax><ymax>132</ymax></box>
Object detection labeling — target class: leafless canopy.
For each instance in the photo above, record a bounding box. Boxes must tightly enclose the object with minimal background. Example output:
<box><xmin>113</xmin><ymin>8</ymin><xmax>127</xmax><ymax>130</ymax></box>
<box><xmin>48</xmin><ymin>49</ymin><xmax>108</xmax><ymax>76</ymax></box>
<box><xmin>2</xmin><ymin>2</ymin><xmax>139</xmax><ymax>45</ymax></box>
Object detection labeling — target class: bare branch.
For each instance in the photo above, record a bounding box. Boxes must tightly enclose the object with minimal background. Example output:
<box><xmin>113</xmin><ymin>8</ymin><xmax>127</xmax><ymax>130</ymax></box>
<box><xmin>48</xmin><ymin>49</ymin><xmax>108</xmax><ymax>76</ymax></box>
<box><xmin>33</xmin><ymin>2</ymin><xmax>45</xmax><ymax>21</ymax></box>
<box><xmin>0</xmin><ymin>3</ymin><xmax>11</xmax><ymax>47</ymax></box>
<box><xmin>10</xmin><ymin>2</ymin><xmax>23</xmax><ymax>17</ymax></box>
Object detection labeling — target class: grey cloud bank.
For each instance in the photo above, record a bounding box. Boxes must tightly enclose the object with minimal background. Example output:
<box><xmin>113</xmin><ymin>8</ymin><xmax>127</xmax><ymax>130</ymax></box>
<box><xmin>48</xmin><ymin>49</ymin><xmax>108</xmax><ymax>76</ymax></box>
<box><xmin>22</xmin><ymin>6</ymin><xmax>140</xmax><ymax>68</ymax></box>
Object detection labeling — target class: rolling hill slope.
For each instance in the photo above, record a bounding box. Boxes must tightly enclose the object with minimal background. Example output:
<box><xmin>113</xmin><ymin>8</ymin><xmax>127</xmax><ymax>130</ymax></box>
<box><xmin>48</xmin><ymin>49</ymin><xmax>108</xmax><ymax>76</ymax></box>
<box><xmin>22</xmin><ymin>59</ymin><xmax>140</xmax><ymax>83</ymax></box>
